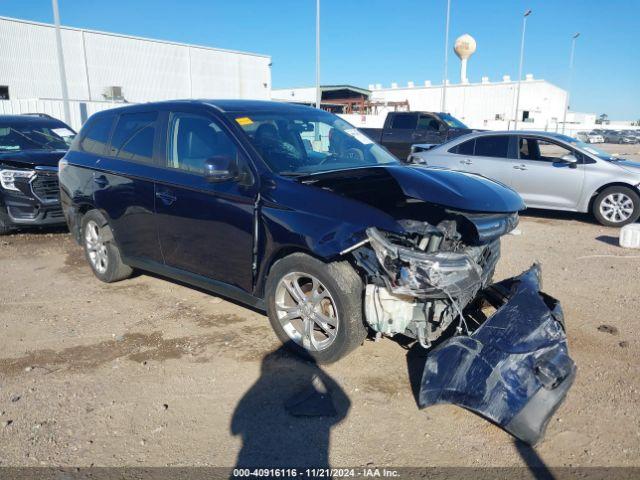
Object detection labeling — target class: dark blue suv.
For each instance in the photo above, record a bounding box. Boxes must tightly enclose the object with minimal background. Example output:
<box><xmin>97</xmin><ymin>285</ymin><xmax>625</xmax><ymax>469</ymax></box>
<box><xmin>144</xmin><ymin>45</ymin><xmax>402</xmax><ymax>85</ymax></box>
<box><xmin>60</xmin><ymin>100</ymin><xmax>575</xmax><ymax>443</ymax></box>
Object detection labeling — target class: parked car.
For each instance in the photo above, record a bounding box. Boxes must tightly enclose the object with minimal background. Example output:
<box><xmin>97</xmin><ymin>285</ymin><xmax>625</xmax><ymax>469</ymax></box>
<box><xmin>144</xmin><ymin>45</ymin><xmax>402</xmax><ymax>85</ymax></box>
<box><xmin>0</xmin><ymin>114</ymin><xmax>76</xmax><ymax>234</ymax></box>
<box><xmin>359</xmin><ymin>111</ymin><xmax>475</xmax><ymax>160</ymax></box>
<box><xmin>409</xmin><ymin>131</ymin><xmax>640</xmax><ymax>226</ymax></box>
<box><xmin>576</xmin><ymin>131</ymin><xmax>604</xmax><ymax>143</ymax></box>
<box><xmin>603</xmin><ymin>130</ymin><xmax>637</xmax><ymax>144</ymax></box>
<box><xmin>60</xmin><ymin>101</ymin><xmax>574</xmax><ymax>444</ymax></box>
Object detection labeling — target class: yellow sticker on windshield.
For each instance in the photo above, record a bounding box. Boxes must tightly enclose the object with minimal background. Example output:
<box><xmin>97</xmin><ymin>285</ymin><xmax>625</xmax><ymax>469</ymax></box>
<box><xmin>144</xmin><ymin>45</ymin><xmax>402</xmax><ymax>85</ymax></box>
<box><xmin>235</xmin><ymin>117</ymin><xmax>254</xmax><ymax>126</ymax></box>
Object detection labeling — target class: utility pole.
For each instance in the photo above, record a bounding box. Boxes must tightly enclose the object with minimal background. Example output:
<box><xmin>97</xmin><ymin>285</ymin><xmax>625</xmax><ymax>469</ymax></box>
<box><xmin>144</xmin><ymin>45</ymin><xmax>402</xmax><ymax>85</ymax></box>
<box><xmin>441</xmin><ymin>0</ymin><xmax>451</xmax><ymax>112</ymax></box>
<box><xmin>562</xmin><ymin>33</ymin><xmax>580</xmax><ymax>134</ymax></box>
<box><xmin>52</xmin><ymin>0</ymin><xmax>71</xmax><ymax>125</ymax></box>
<box><xmin>513</xmin><ymin>9</ymin><xmax>532</xmax><ymax>131</ymax></box>
<box><xmin>315</xmin><ymin>0</ymin><xmax>321</xmax><ymax>110</ymax></box>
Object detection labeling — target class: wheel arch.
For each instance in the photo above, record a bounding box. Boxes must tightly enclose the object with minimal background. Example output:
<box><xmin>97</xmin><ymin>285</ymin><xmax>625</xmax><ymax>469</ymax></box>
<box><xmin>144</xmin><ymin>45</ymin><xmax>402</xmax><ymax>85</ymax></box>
<box><xmin>586</xmin><ymin>181</ymin><xmax>640</xmax><ymax>213</ymax></box>
<box><xmin>255</xmin><ymin>245</ymin><xmax>335</xmax><ymax>299</ymax></box>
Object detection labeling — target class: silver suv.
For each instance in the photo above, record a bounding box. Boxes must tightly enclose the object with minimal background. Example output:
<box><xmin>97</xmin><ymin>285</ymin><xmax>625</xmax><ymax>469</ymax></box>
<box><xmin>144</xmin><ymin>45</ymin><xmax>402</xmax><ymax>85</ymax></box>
<box><xmin>409</xmin><ymin>131</ymin><xmax>640</xmax><ymax>226</ymax></box>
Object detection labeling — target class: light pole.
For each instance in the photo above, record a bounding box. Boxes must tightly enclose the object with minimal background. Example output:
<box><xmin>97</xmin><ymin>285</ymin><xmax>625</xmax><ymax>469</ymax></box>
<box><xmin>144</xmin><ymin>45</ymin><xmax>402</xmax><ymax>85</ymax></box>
<box><xmin>513</xmin><ymin>9</ymin><xmax>532</xmax><ymax>131</ymax></box>
<box><xmin>562</xmin><ymin>32</ymin><xmax>580</xmax><ymax>134</ymax></box>
<box><xmin>315</xmin><ymin>0</ymin><xmax>321</xmax><ymax>110</ymax></box>
<box><xmin>441</xmin><ymin>0</ymin><xmax>451</xmax><ymax>112</ymax></box>
<box><xmin>52</xmin><ymin>0</ymin><xmax>71</xmax><ymax>125</ymax></box>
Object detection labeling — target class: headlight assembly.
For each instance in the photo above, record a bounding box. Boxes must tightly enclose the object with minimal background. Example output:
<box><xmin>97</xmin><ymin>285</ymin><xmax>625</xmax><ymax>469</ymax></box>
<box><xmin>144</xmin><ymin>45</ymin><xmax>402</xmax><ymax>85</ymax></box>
<box><xmin>0</xmin><ymin>169</ymin><xmax>35</xmax><ymax>191</ymax></box>
<box><xmin>366</xmin><ymin>227</ymin><xmax>483</xmax><ymax>298</ymax></box>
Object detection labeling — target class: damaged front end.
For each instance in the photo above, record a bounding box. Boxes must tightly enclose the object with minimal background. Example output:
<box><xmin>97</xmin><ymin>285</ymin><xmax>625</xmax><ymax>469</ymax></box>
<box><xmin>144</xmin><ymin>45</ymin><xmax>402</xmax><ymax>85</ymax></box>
<box><xmin>348</xmin><ymin>212</ymin><xmax>574</xmax><ymax>444</ymax></box>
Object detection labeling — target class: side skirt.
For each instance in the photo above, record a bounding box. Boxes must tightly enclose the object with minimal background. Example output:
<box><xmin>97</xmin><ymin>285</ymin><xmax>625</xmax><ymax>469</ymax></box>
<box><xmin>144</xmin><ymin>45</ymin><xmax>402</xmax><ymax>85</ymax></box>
<box><xmin>124</xmin><ymin>257</ymin><xmax>266</xmax><ymax>311</ymax></box>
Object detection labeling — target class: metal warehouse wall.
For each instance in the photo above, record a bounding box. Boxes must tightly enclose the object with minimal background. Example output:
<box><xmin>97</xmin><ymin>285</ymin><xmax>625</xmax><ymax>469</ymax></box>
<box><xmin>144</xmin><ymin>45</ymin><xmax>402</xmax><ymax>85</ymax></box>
<box><xmin>0</xmin><ymin>16</ymin><xmax>271</xmax><ymax>103</ymax></box>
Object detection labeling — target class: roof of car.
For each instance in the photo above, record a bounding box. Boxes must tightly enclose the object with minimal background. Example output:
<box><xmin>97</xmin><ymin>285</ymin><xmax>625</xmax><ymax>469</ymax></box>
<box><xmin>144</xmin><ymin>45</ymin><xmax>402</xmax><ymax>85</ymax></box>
<box><xmin>0</xmin><ymin>114</ymin><xmax>69</xmax><ymax>126</ymax></box>
<box><xmin>90</xmin><ymin>99</ymin><xmax>320</xmax><ymax>117</ymax></box>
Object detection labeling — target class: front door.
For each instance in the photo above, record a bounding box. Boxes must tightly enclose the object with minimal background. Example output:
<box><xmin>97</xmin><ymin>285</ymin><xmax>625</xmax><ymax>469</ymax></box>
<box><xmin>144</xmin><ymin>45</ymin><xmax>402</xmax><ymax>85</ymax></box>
<box><xmin>510</xmin><ymin>136</ymin><xmax>585</xmax><ymax>210</ymax></box>
<box><xmin>154</xmin><ymin>110</ymin><xmax>257</xmax><ymax>293</ymax></box>
<box><xmin>412</xmin><ymin>113</ymin><xmax>446</xmax><ymax>147</ymax></box>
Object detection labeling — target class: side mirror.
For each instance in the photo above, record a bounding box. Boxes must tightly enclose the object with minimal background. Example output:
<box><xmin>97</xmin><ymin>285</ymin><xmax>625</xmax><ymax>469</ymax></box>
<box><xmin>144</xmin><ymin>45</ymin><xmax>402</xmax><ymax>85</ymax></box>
<box><xmin>438</xmin><ymin>123</ymin><xmax>448</xmax><ymax>132</ymax></box>
<box><xmin>561</xmin><ymin>154</ymin><xmax>578</xmax><ymax>164</ymax></box>
<box><xmin>204</xmin><ymin>156</ymin><xmax>237</xmax><ymax>183</ymax></box>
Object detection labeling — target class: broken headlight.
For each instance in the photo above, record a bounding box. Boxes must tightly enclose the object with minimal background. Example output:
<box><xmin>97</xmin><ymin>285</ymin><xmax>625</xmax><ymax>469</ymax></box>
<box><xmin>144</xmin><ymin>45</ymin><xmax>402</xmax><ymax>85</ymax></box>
<box><xmin>366</xmin><ymin>227</ymin><xmax>483</xmax><ymax>298</ymax></box>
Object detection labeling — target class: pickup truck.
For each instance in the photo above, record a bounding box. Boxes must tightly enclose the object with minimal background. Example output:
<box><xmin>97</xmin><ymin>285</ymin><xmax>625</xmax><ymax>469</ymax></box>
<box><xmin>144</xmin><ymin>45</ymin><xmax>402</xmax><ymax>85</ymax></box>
<box><xmin>360</xmin><ymin>111</ymin><xmax>475</xmax><ymax>160</ymax></box>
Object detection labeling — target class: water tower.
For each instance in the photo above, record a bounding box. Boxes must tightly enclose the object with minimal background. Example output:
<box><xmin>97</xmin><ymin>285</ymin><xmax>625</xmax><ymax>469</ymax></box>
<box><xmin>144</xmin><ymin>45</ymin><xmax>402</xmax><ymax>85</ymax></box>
<box><xmin>454</xmin><ymin>34</ymin><xmax>477</xmax><ymax>83</ymax></box>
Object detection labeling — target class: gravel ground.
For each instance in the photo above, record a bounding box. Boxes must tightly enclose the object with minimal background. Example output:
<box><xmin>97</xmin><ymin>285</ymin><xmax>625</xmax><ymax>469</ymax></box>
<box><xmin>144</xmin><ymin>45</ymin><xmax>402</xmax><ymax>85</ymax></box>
<box><xmin>0</xmin><ymin>144</ymin><xmax>639</xmax><ymax>469</ymax></box>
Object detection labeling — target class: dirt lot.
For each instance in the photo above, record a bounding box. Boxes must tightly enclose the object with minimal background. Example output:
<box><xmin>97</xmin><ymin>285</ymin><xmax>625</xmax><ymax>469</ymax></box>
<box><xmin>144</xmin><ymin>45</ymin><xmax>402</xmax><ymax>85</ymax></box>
<box><xmin>0</xmin><ymin>144</ymin><xmax>639</xmax><ymax>470</ymax></box>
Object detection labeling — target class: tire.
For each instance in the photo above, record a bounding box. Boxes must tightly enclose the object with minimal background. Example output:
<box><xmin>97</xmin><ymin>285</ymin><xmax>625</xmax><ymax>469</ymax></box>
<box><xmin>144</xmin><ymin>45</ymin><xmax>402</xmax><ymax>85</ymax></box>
<box><xmin>0</xmin><ymin>207</ymin><xmax>15</xmax><ymax>235</ymax></box>
<box><xmin>81</xmin><ymin>210</ymin><xmax>133</xmax><ymax>283</ymax></box>
<box><xmin>592</xmin><ymin>186</ymin><xmax>640</xmax><ymax>227</ymax></box>
<box><xmin>265</xmin><ymin>252</ymin><xmax>368</xmax><ymax>364</ymax></box>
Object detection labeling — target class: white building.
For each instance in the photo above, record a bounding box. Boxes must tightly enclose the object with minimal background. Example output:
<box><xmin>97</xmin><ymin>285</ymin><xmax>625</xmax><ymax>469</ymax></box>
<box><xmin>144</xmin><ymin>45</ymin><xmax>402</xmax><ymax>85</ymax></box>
<box><xmin>0</xmin><ymin>16</ymin><xmax>271</xmax><ymax>129</ymax></box>
<box><xmin>366</xmin><ymin>76</ymin><xmax>568</xmax><ymax>131</ymax></box>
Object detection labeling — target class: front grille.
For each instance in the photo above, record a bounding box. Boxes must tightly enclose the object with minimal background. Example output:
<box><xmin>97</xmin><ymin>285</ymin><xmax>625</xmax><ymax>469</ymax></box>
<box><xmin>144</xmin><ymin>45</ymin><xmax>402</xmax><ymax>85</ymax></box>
<box><xmin>30</xmin><ymin>171</ymin><xmax>59</xmax><ymax>204</ymax></box>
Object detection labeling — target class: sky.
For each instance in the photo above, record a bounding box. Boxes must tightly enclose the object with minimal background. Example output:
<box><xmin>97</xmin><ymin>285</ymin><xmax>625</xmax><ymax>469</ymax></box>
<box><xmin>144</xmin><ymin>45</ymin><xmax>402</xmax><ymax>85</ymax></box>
<box><xmin>2</xmin><ymin>0</ymin><xmax>639</xmax><ymax>119</ymax></box>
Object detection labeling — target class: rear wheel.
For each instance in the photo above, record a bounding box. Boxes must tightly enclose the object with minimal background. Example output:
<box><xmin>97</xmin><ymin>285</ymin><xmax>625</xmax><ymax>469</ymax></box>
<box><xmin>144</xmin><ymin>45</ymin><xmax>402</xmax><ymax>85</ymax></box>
<box><xmin>593</xmin><ymin>186</ymin><xmax>640</xmax><ymax>227</ymax></box>
<box><xmin>265</xmin><ymin>253</ymin><xmax>367</xmax><ymax>363</ymax></box>
<box><xmin>81</xmin><ymin>210</ymin><xmax>133</xmax><ymax>282</ymax></box>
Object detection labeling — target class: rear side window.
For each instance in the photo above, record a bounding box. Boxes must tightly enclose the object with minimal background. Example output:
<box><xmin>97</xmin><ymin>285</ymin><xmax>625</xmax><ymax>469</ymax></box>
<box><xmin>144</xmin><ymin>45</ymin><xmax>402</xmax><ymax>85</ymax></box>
<box><xmin>449</xmin><ymin>139</ymin><xmax>474</xmax><ymax>155</ymax></box>
<box><xmin>79</xmin><ymin>114</ymin><xmax>115</xmax><ymax>155</ymax></box>
<box><xmin>110</xmin><ymin>112</ymin><xmax>158</xmax><ymax>164</ymax></box>
<box><xmin>474</xmin><ymin>136</ymin><xmax>509</xmax><ymax>158</ymax></box>
<box><xmin>390</xmin><ymin>114</ymin><xmax>418</xmax><ymax>130</ymax></box>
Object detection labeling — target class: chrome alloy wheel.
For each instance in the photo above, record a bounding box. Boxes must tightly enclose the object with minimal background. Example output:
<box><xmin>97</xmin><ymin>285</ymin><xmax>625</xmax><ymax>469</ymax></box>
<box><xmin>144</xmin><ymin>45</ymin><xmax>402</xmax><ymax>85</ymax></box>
<box><xmin>85</xmin><ymin>220</ymin><xmax>108</xmax><ymax>274</ymax></box>
<box><xmin>600</xmin><ymin>193</ymin><xmax>634</xmax><ymax>224</ymax></box>
<box><xmin>274</xmin><ymin>272</ymin><xmax>339</xmax><ymax>352</ymax></box>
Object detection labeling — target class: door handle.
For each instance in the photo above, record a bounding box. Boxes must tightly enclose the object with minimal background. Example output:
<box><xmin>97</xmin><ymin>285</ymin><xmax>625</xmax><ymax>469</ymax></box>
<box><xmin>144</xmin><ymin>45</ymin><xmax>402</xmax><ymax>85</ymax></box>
<box><xmin>93</xmin><ymin>175</ymin><xmax>108</xmax><ymax>188</ymax></box>
<box><xmin>460</xmin><ymin>159</ymin><xmax>473</xmax><ymax>165</ymax></box>
<box><xmin>513</xmin><ymin>164</ymin><xmax>528</xmax><ymax>171</ymax></box>
<box><xmin>156</xmin><ymin>190</ymin><xmax>177</xmax><ymax>205</ymax></box>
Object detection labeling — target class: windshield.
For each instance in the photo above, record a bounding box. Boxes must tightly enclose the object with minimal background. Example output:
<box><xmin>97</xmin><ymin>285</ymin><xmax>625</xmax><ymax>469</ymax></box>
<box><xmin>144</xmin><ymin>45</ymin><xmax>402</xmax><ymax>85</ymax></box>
<box><xmin>555</xmin><ymin>134</ymin><xmax>619</xmax><ymax>161</ymax></box>
<box><xmin>0</xmin><ymin>121</ymin><xmax>75</xmax><ymax>152</ymax></box>
<box><xmin>233</xmin><ymin>109</ymin><xmax>399</xmax><ymax>176</ymax></box>
<box><xmin>439</xmin><ymin>113</ymin><xmax>468</xmax><ymax>129</ymax></box>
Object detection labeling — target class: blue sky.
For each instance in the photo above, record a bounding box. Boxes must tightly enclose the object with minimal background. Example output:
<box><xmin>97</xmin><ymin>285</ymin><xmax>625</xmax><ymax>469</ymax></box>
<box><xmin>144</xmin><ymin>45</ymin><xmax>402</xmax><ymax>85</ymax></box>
<box><xmin>3</xmin><ymin>0</ymin><xmax>639</xmax><ymax>119</ymax></box>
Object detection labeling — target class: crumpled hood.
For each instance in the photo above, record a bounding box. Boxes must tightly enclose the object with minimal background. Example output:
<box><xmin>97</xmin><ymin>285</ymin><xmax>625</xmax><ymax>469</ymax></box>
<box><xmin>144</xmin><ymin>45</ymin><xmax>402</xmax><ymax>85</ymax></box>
<box><xmin>305</xmin><ymin>165</ymin><xmax>525</xmax><ymax>214</ymax></box>
<box><xmin>0</xmin><ymin>150</ymin><xmax>66</xmax><ymax>169</ymax></box>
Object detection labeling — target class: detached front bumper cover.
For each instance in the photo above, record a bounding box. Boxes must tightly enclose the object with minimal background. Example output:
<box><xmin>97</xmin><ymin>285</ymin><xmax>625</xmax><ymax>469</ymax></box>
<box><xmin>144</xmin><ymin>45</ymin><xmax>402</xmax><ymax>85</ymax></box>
<box><xmin>419</xmin><ymin>264</ymin><xmax>576</xmax><ymax>445</ymax></box>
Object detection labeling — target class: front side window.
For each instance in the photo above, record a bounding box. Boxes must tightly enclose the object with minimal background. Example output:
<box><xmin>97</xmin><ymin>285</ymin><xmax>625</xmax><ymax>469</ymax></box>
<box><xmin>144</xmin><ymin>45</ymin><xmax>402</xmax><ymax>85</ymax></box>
<box><xmin>167</xmin><ymin>113</ymin><xmax>240</xmax><ymax>175</ymax></box>
<box><xmin>520</xmin><ymin>138</ymin><xmax>574</xmax><ymax>162</ymax></box>
<box><xmin>0</xmin><ymin>120</ymin><xmax>74</xmax><ymax>153</ymax></box>
<box><xmin>390</xmin><ymin>113</ymin><xmax>418</xmax><ymax>130</ymax></box>
<box><xmin>111</xmin><ymin>112</ymin><xmax>157</xmax><ymax>164</ymax></box>
<box><xmin>474</xmin><ymin>136</ymin><xmax>509</xmax><ymax>158</ymax></box>
<box><xmin>233</xmin><ymin>109</ymin><xmax>398</xmax><ymax>176</ymax></box>
<box><xmin>417</xmin><ymin>115</ymin><xmax>440</xmax><ymax>131</ymax></box>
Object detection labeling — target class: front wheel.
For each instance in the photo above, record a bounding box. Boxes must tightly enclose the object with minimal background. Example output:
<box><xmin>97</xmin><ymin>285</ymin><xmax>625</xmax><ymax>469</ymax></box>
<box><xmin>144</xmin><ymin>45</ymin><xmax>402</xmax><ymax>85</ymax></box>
<box><xmin>265</xmin><ymin>253</ymin><xmax>368</xmax><ymax>364</ymax></box>
<box><xmin>593</xmin><ymin>186</ymin><xmax>640</xmax><ymax>227</ymax></box>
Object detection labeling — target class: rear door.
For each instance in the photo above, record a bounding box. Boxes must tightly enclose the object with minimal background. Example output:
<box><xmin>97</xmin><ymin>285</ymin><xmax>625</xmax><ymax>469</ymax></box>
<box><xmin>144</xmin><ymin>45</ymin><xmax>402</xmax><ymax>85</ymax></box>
<box><xmin>469</xmin><ymin>135</ymin><xmax>514</xmax><ymax>185</ymax></box>
<box><xmin>381</xmin><ymin>113</ymin><xmax>419</xmax><ymax>159</ymax></box>
<box><xmin>91</xmin><ymin>110</ymin><xmax>163</xmax><ymax>263</ymax></box>
<box><xmin>510</xmin><ymin>136</ymin><xmax>585</xmax><ymax>210</ymax></box>
<box><xmin>153</xmin><ymin>108</ymin><xmax>257</xmax><ymax>293</ymax></box>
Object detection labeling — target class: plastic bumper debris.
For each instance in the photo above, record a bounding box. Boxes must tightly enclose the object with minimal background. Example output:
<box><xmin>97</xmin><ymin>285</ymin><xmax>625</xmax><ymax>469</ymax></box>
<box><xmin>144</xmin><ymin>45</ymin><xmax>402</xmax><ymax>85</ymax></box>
<box><xmin>418</xmin><ymin>264</ymin><xmax>576</xmax><ymax>445</ymax></box>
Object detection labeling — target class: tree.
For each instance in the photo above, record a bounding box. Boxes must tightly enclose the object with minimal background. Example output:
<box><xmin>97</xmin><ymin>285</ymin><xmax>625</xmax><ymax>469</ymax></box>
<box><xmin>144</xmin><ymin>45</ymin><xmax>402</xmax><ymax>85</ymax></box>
<box><xmin>596</xmin><ymin>113</ymin><xmax>609</xmax><ymax>125</ymax></box>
